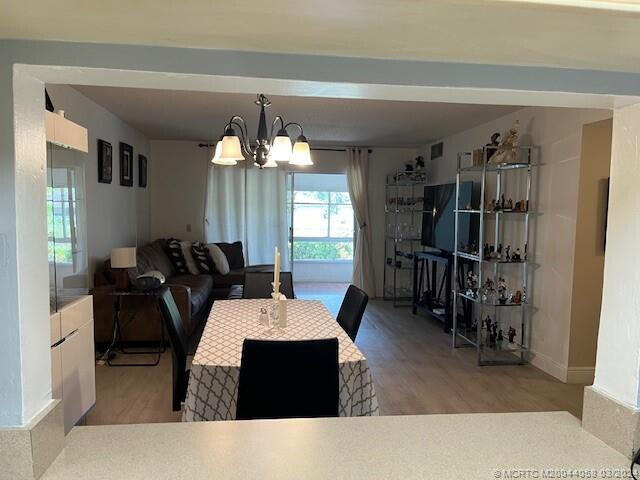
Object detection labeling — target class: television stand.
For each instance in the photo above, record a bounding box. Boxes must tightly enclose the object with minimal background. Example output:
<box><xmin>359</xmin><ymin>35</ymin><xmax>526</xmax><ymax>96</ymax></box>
<box><xmin>412</xmin><ymin>251</ymin><xmax>453</xmax><ymax>332</ymax></box>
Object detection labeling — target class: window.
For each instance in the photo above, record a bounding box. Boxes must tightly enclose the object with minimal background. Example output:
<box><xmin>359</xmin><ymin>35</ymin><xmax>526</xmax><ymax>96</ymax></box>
<box><xmin>48</xmin><ymin>167</ymin><xmax>82</xmax><ymax>266</ymax></box>
<box><xmin>289</xmin><ymin>174</ymin><xmax>354</xmax><ymax>261</ymax></box>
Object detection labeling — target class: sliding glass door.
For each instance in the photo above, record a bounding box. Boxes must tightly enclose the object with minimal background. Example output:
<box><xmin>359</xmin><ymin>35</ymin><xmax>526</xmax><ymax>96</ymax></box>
<box><xmin>287</xmin><ymin>173</ymin><xmax>354</xmax><ymax>283</ymax></box>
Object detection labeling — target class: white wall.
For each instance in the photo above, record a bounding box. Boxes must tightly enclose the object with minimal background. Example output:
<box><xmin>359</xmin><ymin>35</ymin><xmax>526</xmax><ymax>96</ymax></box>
<box><xmin>593</xmin><ymin>103</ymin><xmax>640</xmax><ymax>409</ymax></box>
<box><xmin>149</xmin><ymin>142</ymin><xmax>416</xmax><ymax>295</ymax></box>
<box><xmin>0</xmin><ymin>53</ymin><xmax>23</xmax><ymax>426</ymax></box>
<box><xmin>46</xmin><ymin>85</ymin><xmax>151</xmax><ymax>285</ymax></box>
<box><xmin>149</xmin><ymin>141</ymin><xmax>208</xmax><ymax>241</ymax></box>
<box><xmin>426</xmin><ymin>106</ymin><xmax>612</xmax><ymax>381</ymax></box>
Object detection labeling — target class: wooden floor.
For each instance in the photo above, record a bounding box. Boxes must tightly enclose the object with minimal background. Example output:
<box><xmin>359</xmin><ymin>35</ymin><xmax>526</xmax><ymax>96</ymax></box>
<box><xmin>87</xmin><ymin>284</ymin><xmax>585</xmax><ymax>425</ymax></box>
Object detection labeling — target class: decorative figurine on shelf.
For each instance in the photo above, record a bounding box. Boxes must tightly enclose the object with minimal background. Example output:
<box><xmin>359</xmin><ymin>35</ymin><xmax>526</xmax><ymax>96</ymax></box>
<box><xmin>497</xmin><ymin>244</ymin><xmax>503</xmax><ymax>260</ymax></box>
<box><xmin>497</xmin><ymin>276</ymin><xmax>508</xmax><ymax>304</ymax></box>
<box><xmin>489</xmin><ymin>120</ymin><xmax>520</xmax><ymax>164</ymax></box>
<box><xmin>486</xmin><ymin>132</ymin><xmax>501</xmax><ymax>162</ymax></box>
<box><xmin>415</xmin><ymin>155</ymin><xmax>425</xmax><ymax>170</ymax></box>
<box><xmin>489</xmin><ymin>321</ymin><xmax>498</xmax><ymax>347</ymax></box>
<box><xmin>482</xmin><ymin>278</ymin><xmax>496</xmax><ymax>302</ymax></box>
<box><xmin>505</xmin><ymin>245</ymin><xmax>511</xmax><ymax>262</ymax></box>
<box><xmin>508</xmin><ymin>326</ymin><xmax>517</xmax><ymax>344</ymax></box>
<box><xmin>493</xmin><ymin>198</ymin><xmax>501</xmax><ymax>212</ymax></box>
<box><xmin>490</xmin><ymin>199</ymin><xmax>497</xmax><ymax>211</ymax></box>
<box><xmin>506</xmin><ymin>198</ymin><xmax>513</xmax><ymax>210</ymax></box>
<box><xmin>512</xmin><ymin>290</ymin><xmax>522</xmax><ymax>304</ymax></box>
<box><xmin>466</xmin><ymin>271</ymin><xmax>478</xmax><ymax>297</ymax></box>
<box><xmin>497</xmin><ymin>329</ymin><xmax>504</xmax><ymax>343</ymax></box>
<box><xmin>483</xmin><ymin>243</ymin><xmax>490</xmax><ymax>259</ymax></box>
<box><xmin>512</xmin><ymin>248</ymin><xmax>522</xmax><ymax>262</ymax></box>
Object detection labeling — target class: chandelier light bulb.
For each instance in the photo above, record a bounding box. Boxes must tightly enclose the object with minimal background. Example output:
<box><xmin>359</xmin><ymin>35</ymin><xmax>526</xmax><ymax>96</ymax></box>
<box><xmin>290</xmin><ymin>135</ymin><xmax>313</xmax><ymax>166</ymax></box>
<box><xmin>219</xmin><ymin>128</ymin><xmax>245</xmax><ymax>161</ymax></box>
<box><xmin>270</xmin><ymin>129</ymin><xmax>293</xmax><ymax>162</ymax></box>
<box><xmin>212</xmin><ymin>140</ymin><xmax>237</xmax><ymax>165</ymax></box>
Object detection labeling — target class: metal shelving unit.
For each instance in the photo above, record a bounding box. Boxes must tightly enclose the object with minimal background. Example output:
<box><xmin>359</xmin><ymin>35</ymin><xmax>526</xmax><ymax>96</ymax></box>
<box><xmin>452</xmin><ymin>146</ymin><xmax>537</xmax><ymax>366</ymax></box>
<box><xmin>383</xmin><ymin>170</ymin><xmax>426</xmax><ymax>307</ymax></box>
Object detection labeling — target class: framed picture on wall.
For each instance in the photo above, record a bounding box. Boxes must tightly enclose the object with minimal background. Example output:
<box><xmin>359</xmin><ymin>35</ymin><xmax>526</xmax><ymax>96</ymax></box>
<box><xmin>97</xmin><ymin>139</ymin><xmax>112</xmax><ymax>184</ymax></box>
<box><xmin>119</xmin><ymin>142</ymin><xmax>133</xmax><ymax>187</ymax></box>
<box><xmin>138</xmin><ymin>154</ymin><xmax>147</xmax><ymax>188</ymax></box>
<box><xmin>430</xmin><ymin>141</ymin><xmax>443</xmax><ymax>160</ymax></box>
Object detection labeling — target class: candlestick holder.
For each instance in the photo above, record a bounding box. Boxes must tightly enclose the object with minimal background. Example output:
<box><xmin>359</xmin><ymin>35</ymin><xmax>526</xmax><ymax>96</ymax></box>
<box><xmin>268</xmin><ymin>292</ymin><xmax>288</xmax><ymax>329</ymax></box>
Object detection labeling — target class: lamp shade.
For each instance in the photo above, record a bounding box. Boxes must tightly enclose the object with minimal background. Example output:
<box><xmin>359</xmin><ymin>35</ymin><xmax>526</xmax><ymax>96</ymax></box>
<box><xmin>290</xmin><ymin>137</ymin><xmax>313</xmax><ymax>166</ymax></box>
<box><xmin>111</xmin><ymin>247</ymin><xmax>137</xmax><ymax>268</ymax></box>
<box><xmin>212</xmin><ymin>140</ymin><xmax>237</xmax><ymax>166</ymax></box>
<box><xmin>219</xmin><ymin>135</ymin><xmax>245</xmax><ymax>161</ymax></box>
<box><xmin>270</xmin><ymin>131</ymin><xmax>292</xmax><ymax>162</ymax></box>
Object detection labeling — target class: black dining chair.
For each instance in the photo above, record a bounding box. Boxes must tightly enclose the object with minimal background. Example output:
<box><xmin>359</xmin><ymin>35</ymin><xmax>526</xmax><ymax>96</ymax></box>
<box><xmin>156</xmin><ymin>287</ymin><xmax>190</xmax><ymax>411</ymax></box>
<box><xmin>242</xmin><ymin>271</ymin><xmax>295</xmax><ymax>299</ymax></box>
<box><xmin>236</xmin><ymin>338</ymin><xmax>339</xmax><ymax>420</ymax></box>
<box><xmin>336</xmin><ymin>284</ymin><xmax>369</xmax><ymax>342</ymax></box>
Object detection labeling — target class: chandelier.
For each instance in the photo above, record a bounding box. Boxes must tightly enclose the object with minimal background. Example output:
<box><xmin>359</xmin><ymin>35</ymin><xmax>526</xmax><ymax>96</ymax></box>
<box><xmin>212</xmin><ymin>93</ymin><xmax>313</xmax><ymax>168</ymax></box>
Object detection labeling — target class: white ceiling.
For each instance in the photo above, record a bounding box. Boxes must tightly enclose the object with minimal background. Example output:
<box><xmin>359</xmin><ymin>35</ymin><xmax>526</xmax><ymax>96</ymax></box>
<box><xmin>70</xmin><ymin>85</ymin><xmax>522</xmax><ymax>146</ymax></box>
<box><xmin>4</xmin><ymin>1</ymin><xmax>640</xmax><ymax>73</ymax></box>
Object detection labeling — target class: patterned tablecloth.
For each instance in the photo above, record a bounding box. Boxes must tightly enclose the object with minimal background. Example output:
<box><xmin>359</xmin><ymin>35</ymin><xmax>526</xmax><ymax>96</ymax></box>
<box><xmin>183</xmin><ymin>299</ymin><xmax>379</xmax><ymax>421</ymax></box>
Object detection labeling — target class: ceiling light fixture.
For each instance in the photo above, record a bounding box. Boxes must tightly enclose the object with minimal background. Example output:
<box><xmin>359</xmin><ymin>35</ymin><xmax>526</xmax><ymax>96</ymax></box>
<box><xmin>212</xmin><ymin>94</ymin><xmax>313</xmax><ymax>168</ymax></box>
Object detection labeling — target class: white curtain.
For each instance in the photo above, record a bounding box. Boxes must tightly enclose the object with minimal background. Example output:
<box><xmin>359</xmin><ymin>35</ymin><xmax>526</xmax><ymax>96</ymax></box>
<box><xmin>203</xmin><ymin>146</ymin><xmax>246</xmax><ymax>245</ymax></box>
<box><xmin>245</xmin><ymin>168</ymin><xmax>290</xmax><ymax>269</ymax></box>
<box><xmin>346</xmin><ymin>148</ymin><xmax>376</xmax><ymax>297</ymax></box>
<box><xmin>203</xmin><ymin>147</ymin><xmax>289</xmax><ymax>269</ymax></box>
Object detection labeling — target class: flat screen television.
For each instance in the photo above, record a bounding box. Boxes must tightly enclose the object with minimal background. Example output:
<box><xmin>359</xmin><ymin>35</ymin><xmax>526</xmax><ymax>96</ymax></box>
<box><xmin>421</xmin><ymin>182</ymin><xmax>479</xmax><ymax>253</ymax></box>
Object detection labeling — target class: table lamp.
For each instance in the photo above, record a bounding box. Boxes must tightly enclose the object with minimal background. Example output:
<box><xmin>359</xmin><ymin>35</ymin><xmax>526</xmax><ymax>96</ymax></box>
<box><xmin>111</xmin><ymin>247</ymin><xmax>137</xmax><ymax>291</ymax></box>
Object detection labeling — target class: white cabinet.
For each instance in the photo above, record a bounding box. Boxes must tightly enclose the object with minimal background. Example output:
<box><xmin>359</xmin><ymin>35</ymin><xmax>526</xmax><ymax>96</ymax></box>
<box><xmin>51</xmin><ymin>295</ymin><xmax>96</xmax><ymax>434</ymax></box>
<box><xmin>60</xmin><ymin>320</ymin><xmax>96</xmax><ymax>433</ymax></box>
<box><xmin>51</xmin><ymin>344</ymin><xmax>62</xmax><ymax>401</ymax></box>
<box><xmin>45</xmin><ymin>111</ymin><xmax>88</xmax><ymax>152</ymax></box>
<box><xmin>50</xmin><ymin>312</ymin><xmax>61</xmax><ymax>345</ymax></box>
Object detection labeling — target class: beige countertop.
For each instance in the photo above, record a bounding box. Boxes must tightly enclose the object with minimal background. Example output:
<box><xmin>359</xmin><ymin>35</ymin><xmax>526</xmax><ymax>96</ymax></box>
<box><xmin>42</xmin><ymin>411</ymin><xmax>629</xmax><ymax>479</ymax></box>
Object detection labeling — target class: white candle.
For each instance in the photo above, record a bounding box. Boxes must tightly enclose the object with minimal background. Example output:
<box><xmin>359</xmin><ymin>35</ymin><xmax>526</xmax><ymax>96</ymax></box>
<box><xmin>273</xmin><ymin>247</ymin><xmax>280</xmax><ymax>294</ymax></box>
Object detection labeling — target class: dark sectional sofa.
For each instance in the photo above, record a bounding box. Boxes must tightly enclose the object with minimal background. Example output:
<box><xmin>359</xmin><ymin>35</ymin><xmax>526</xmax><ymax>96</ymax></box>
<box><xmin>91</xmin><ymin>239</ymin><xmax>272</xmax><ymax>346</ymax></box>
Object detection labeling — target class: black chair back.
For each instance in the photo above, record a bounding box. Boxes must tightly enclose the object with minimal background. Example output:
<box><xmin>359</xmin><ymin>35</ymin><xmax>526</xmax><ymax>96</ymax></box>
<box><xmin>157</xmin><ymin>287</ymin><xmax>189</xmax><ymax>411</ymax></box>
<box><xmin>337</xmin><ymin>284</ymin><xmax>369</xmax><ymax>342</ymax></box>
<box><xmin>236</xmin><ymin>338</ymin><xmax>339</xmax><ymax>420</ymax></box>
<box><xmin>242</xmin><ymin>271</ymin><xmax>295</xmax><ymax>299</ymax></box>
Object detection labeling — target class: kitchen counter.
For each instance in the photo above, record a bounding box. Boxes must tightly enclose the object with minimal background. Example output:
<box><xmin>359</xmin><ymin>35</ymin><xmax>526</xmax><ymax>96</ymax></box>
<box><xmin>42</xmin><ymin>411</ymin><xmax>629</xmax><ymax>479</ymax></box>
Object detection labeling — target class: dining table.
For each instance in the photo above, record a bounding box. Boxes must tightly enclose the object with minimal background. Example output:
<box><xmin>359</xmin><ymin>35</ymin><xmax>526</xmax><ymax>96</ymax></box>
<box><xmin>182</xmin><ymin>299</ymin><xmax>379</xmax><ymax>421</ymax></box>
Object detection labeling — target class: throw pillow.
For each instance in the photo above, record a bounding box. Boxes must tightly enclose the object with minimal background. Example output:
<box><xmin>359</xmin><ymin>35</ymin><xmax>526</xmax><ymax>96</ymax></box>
<box><xmin>164</xmin><ymin>238</ymin><xmax>189</xmax><ymax>274</ymax></box>
<box><xmin>215</xmin><ymin>241</ymin><xmax>245</xmax><ymax>270</ymax></box>
<box><xmin>206</xmin><ymin>243</ymin><xmax>230</xmax><ymax>275</ymax></box>
<box><xmin>191</xmin><ymin>242</ymin><xmax>215</xmax><ymax>274</ymax></box>
<box><xmin>180</xmin><ymin>240</ymin><xmax>200</xmax><ymax>275</ymax></box>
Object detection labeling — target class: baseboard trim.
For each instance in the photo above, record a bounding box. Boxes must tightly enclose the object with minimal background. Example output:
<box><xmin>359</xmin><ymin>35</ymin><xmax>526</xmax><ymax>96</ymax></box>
<box><xmin>0</xmin><ymin>399</ymin><xmax>64</xmax><ymax>480</ymax></box>
<box><xmin>582</xmin><ymin>386</ymin><xmax>640</xmax><ymax>459</ymax></box>
<box><xmin>566</xmin><ymin>366</ymin><xmax>595</xmax><ymax>384</ymax></box>
<box><xmin>528</xmin><ymin>349</ymin><xmax>568</xmax><ymax>382</ymax></box>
